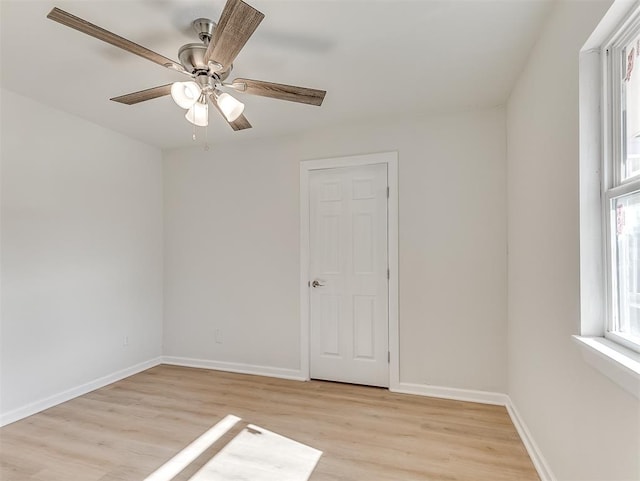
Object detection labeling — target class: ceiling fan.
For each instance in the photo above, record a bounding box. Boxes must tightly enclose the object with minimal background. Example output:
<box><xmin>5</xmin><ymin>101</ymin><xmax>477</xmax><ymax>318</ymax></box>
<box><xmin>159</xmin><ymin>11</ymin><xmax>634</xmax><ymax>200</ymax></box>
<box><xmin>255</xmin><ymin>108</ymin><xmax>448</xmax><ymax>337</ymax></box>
<box><xmin>47</xmin><ymin>0</ymin><xmax>326</xmax><ymax>132</ymax></box>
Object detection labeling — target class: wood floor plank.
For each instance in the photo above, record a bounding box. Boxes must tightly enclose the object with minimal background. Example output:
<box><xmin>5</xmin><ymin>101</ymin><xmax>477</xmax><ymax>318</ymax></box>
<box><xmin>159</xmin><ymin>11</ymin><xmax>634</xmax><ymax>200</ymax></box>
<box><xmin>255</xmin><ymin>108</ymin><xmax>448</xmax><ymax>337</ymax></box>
<box><xmin>0</xmin><ymin>365</ymin><xmax>539</xmax><ymax>481</ymax></box>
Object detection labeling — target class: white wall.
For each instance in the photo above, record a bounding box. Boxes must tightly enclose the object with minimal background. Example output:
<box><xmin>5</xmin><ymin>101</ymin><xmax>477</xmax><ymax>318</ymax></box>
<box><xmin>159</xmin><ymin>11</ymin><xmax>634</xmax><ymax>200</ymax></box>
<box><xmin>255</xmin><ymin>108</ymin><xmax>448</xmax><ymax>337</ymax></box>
<box><xmin>0</xmin><ymin>89</ymin><xmax>164</xmax><ymax>418</ymax></box>
<box><xmin>506</xmin><ymin>1</ymin><xmax>640</xmax><ymax>480</ymax></box>
<box><xmin>164</xmin><ymin>107</ymin><xmax>508</xmax><ymax>393</ymax></box>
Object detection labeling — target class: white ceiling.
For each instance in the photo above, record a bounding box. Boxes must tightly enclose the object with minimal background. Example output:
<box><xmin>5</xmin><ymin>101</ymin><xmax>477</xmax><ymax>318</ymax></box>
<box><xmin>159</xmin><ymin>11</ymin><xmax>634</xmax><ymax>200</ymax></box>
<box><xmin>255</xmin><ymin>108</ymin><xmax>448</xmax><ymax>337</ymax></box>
<box><xmin>0</xmin><ymin>0</ymin><xmax>552</xmax><ymax>150</ymax></box>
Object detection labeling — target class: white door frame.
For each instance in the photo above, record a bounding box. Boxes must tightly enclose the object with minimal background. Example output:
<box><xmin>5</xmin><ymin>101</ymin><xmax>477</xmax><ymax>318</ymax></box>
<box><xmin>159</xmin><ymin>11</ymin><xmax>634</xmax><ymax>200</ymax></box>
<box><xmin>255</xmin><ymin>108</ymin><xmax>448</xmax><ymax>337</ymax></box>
<box><xmin>300</xmin><ymin>151</ymin><xmax>399</xmax><ymax>390</ymax></box>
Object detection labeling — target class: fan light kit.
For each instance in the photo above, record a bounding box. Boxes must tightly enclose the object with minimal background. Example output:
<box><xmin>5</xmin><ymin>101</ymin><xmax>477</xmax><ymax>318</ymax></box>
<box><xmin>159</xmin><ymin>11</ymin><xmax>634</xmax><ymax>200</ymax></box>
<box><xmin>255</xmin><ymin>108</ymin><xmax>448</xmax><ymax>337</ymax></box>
<box><xmin>47</xmin><ymin>0</ymin><xmax>326</xmax><ymax>139</ymax></box>
<box><xmin>170</xmin><ymin>81</ymin><xmax>244</xmax><ymax>126</ymax></box>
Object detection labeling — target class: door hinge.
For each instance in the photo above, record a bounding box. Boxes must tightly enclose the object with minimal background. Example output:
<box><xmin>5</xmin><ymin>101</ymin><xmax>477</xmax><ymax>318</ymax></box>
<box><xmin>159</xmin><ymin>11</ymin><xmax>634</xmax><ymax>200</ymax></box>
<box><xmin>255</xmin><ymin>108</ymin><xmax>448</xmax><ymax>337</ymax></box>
<box><xmin>387</xmin><ymin>268</ymin><xmax>390</xmax><ymax>280</ymax></box>
<box><xmin>386</xmin><ymin>186</ymin><xmax>390</xmax><ymax>198</ymax></box>
<box><xmin>388</xmin><ymin>351</ymin><xmax>390</xmax><ymax>363</ymax></box>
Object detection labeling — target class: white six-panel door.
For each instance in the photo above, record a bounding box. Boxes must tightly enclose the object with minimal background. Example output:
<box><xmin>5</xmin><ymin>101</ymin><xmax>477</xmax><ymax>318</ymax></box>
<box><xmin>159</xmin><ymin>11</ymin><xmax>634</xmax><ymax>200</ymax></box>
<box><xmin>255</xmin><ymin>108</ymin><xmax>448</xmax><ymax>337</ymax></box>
<box><xmin>309</xmin><ymin>163</ymin><xmax>389</xmax><ymax>387</ymax></box>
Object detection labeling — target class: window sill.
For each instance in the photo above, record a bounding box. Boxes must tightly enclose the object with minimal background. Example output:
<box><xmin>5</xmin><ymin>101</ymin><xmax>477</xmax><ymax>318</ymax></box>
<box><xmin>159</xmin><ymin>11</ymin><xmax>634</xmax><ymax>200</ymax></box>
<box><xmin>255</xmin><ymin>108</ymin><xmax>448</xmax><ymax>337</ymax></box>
<box><xmin>573</xmin><ymin>335</ymin><xmax>640</xmax><ymax>399</ymax></box>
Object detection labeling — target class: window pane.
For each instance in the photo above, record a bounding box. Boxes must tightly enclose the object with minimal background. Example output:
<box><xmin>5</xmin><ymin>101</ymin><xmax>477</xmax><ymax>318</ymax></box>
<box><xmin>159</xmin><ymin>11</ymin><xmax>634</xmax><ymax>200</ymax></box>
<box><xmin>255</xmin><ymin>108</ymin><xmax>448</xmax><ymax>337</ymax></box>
<box><xmin>612</xmin><ymin>191</ymin><xmax>640</xmax><ymax>340</ymax></box>
<box><xmin>622</xmin><ymin>33</ymin><xmax>640</xmax><ymax>181</ymax></box>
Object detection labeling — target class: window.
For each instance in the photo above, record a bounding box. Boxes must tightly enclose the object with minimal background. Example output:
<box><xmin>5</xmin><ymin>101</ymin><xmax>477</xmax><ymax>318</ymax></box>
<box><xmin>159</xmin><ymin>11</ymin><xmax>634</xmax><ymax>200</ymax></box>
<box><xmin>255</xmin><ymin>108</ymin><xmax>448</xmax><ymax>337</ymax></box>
<box><xmin>604</xmin><ymin>12</ymin><xmax>640</xmax><ymax>352</ymax></box>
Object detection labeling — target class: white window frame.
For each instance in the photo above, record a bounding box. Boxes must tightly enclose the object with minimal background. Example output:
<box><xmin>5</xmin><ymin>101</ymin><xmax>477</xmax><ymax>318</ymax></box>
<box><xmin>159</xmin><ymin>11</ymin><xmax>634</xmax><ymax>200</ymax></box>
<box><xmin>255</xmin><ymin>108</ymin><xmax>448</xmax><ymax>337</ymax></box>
<box><xmin>576</xmin><ymin>0</ymin><xmax>640</xmax><ymax>400</ymax></box>
<box><xmin>602</xmin><ymin>8</ymin><xmax>640</xmax><ymax>353</ymax></box>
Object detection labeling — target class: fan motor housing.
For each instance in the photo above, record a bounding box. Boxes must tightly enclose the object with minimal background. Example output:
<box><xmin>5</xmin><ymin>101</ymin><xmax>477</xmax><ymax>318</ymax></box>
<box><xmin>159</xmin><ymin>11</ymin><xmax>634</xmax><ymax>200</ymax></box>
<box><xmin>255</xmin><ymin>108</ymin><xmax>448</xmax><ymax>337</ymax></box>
<box><xmin>178</xmin><ymin>43</ymin><xmax>208</xmax><ymax>73</ymax></box>
<box><xmin>178</xmin><ymin>43</ymin><xmax>231</xmax><ymax>80</ymax></box>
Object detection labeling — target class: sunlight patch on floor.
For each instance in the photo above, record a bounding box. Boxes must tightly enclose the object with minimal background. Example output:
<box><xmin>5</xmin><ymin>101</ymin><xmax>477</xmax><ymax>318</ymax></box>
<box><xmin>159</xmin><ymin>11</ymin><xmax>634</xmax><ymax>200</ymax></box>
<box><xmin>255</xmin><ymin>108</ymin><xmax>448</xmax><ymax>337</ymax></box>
<box><xmin>143</xmin><ymin>414</ymin><xmax>322</xmax><ymax>481</ymax></box>
<box><xmin>189</xmin><ymin>424</ymin><xmax>322</xmax><ymax>481</ymax></box>
<box><xmin>144</xmin><ymin>415</ymin><xmax>241</xmax><ymax>481</ymax></box>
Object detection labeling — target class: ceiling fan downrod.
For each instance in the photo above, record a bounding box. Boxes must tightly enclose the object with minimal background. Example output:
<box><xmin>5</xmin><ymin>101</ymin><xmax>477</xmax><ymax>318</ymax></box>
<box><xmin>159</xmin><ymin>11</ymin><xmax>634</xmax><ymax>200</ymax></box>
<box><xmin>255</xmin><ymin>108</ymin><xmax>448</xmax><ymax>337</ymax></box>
<box><xmin>192</xmin><ymin>18</ymin><xmax>216</xmax><ymax>46</ymax></box>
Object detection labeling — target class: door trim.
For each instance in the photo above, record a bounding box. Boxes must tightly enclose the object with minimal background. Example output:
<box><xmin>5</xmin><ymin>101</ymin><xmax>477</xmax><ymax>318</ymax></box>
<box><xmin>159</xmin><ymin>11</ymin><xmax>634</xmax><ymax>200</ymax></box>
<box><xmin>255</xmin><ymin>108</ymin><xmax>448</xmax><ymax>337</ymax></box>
<box><xmin>300</xmin><ymin>151</ymin><xmax>399</xmax><ymax>390</ymax></box>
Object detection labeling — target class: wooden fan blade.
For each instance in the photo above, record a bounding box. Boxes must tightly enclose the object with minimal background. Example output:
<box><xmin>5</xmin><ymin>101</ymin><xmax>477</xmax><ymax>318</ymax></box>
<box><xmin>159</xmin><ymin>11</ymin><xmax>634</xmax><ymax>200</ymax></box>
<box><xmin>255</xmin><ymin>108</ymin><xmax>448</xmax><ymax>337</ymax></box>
<box><xmin>231</xmin><ymin>78</ymin><xmax>326</xmax><ymax>106</ymax></box>
<box><xmin>47</xmin><ymin>7</ymin><xmax>179</xmax><ymax>69</ymax></box>
<box><xmin>209</xmin><ymin>94</ymin><xmax>252</xmax><ymax>131</ymax></box>
<box><xmin>227</xmin><ymin>114</ymin><xmax>252</xmax><ymax>131</ymax></box>
<box><xmin>204</xmin><ymin>0</ymin><xmax>264</xmax><ymax>70</ymax></box>
<box><xmin>110</xmin><ymin>84</ymin><xmax>172</xmax><ymax>105</ymax></box>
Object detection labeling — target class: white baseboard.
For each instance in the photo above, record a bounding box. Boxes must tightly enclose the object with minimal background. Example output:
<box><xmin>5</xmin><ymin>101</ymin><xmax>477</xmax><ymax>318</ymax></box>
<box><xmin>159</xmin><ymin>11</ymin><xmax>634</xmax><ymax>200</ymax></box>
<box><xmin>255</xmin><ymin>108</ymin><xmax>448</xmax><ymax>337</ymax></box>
<box><xmin>390</xmin><ymin>382</ymin><xmax>553</xmax><ymax>481</ymax></box>
<box><xmin>391</xmin><ymin>381</ymin><xmax>509</xmax><ymax>406</ymax></box>
<box><xmin>161</xmin><ymin>356</ymin><xmax>307</xmax><ymax>382</ymax></box>
<box><xmin>505</xmin><ymin>399</ymin><xmax>556</xmax><ymax>481</ymax></box>
<box><xmin>0</xmin><ymin>357</ymin><xmax>163</xmax><ymax>427</ymax></box>
<box><xmin>0</xmin><ymin>356</ymin><xmax>553</xmax><ymax>481</ymax></box>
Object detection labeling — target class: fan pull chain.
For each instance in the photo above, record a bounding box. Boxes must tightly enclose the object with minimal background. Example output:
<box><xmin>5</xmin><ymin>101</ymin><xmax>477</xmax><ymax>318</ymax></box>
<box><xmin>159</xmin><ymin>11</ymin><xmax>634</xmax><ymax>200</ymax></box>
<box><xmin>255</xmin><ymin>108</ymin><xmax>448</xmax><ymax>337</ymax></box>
<box><xmin>192</xmin><ymin>121</ymin><xmax>196</xmax><ymax>142</ymax></box>
<box><xmin>204</xmin><ymin>121</ymin><xmax>210</xmax><ymax>151</ymax></box>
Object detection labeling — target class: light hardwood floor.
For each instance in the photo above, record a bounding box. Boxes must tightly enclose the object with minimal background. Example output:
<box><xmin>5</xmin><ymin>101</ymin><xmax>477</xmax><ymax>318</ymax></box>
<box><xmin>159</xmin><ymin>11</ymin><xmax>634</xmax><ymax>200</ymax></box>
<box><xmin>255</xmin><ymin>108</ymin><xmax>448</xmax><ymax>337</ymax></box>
<box><xmin>0</xmin><ymin>365</ymin><xmax>539</xmax><ymax>480</ymax></box>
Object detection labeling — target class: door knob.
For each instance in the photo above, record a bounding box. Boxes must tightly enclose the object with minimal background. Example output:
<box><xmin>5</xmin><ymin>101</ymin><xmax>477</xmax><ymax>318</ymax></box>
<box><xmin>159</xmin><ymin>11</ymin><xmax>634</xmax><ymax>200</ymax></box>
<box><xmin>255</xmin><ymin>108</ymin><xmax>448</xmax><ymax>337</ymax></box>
<box><xmin>311</xmin><ymin>279</ymin><xmax>326</xmax><ymax>288</ymax></box>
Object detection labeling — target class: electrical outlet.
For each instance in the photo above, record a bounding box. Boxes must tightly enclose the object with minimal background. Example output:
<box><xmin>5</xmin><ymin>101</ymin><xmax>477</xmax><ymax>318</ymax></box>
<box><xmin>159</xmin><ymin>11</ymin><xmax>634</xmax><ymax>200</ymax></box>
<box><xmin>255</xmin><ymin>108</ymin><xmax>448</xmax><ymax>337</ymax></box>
<box><xmin>214</xmin><ymin>329</ymin><xmax>223</xmax><ymax>344</ymax></box>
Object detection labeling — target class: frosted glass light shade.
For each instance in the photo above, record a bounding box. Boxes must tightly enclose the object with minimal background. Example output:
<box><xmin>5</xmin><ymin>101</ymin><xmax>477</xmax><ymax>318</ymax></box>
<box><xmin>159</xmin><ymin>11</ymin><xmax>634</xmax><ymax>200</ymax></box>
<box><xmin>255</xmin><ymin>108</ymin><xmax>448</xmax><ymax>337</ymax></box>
<box><xmin>216</xmin><ymin>92</ymin><xmax>244</xmax><ymax>122</ymax></box>
<box><xmin>185</xmin><ymin>101</ymin><xmax>208</xmax><ymax>127</ymax></box>
<box><xmin>171</xmin><ymin>81</ymin><xmax>201</xmax><ymax>109</ymax></box>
